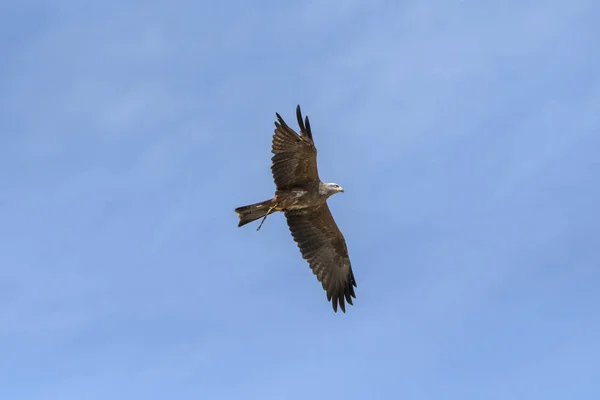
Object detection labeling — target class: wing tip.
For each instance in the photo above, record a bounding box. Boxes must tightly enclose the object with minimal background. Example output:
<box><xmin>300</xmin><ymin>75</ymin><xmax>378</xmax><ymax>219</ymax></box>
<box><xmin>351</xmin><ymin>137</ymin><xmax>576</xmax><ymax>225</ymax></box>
<box><xmin>296</xmin><ymin>104</ymin><xmax>313</xmax><ymax>141</ymax></box>
<box><xmin>275</xmin><ymin>112</ymin><xmax>284</xmax><ymax>127</ymax></box>
<box><xmin>296</xmin><ymin>105</ymin><xmax>304</xmax><ymax>131</ymax></box>
<box><xmin>327</xmin><ymin>283</ymin><xmax>355</xmax><ymax>314</ymax></box>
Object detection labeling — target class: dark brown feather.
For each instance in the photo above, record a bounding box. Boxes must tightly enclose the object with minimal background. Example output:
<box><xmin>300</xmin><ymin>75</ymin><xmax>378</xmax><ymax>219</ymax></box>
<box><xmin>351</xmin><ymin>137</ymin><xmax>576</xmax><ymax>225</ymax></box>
<box><xmin>284</xmin><ymin>204</ymin><xmax>357</xmax><ymax>313</ymax></box>
<box><xmin>296</xmin><ymin>105</ymin><xmax>313</xmax><ymax>141</ymax></box>
<box><xmin>271</xmin><ymin>109</ymin><xmax>319</xmax><ymax>190</ymax></box>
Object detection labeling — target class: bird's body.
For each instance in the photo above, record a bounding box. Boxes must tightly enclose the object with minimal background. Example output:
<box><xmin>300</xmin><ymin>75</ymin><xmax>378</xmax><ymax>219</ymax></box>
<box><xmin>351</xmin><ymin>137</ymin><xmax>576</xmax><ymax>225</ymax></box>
<box><xmin>235</xmin><ymin>105</ymin><xmax>356</xmax><ymax>313</ymax></box>
<box><xmin>275</xmin><ymin>181</ymin><xmax>340</xmax><ymax>210</ymax></box>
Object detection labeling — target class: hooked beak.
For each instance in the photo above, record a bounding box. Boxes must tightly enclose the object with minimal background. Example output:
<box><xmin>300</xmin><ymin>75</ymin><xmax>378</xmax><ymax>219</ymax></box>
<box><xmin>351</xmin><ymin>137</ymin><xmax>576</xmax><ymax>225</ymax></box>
<box><xmin>339</xmin><ymin>187</ymin><xmax>345</xmax><ymax>193</ymax></box>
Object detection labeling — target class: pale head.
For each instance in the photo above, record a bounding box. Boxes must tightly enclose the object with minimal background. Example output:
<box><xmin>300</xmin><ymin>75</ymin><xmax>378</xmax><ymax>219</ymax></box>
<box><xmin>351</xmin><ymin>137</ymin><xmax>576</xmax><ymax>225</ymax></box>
<box><xmin>319</xmin><ymin>182</ymin><xmax>344</xmax><ymax>198</ymax></box>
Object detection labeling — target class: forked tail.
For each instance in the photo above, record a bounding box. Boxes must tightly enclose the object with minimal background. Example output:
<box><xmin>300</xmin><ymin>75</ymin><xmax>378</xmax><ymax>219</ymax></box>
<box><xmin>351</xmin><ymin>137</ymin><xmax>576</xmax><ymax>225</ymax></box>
<box><xmin>234</xmin><ymin>198</ymin><xmax>277</xmax><ymax>227</ymax></box>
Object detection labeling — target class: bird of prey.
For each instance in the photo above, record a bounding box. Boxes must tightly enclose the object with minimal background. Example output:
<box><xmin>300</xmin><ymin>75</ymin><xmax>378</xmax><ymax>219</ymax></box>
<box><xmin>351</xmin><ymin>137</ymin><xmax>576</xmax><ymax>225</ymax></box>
<box><xmin>234</xmin><ymin>105</ymin><xmax>356</xmax><ymax>313</ymax></box>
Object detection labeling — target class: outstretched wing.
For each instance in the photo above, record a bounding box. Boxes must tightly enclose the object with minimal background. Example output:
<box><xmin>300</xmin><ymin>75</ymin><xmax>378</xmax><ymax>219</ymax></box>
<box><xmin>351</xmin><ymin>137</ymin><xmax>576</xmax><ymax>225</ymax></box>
<box><xmin>285</xmin><ymin>204</ymin><xmax>357</xmax><ymax>312</ymax></box>
<box><xmin>271</xmin><ymin>105</ymin><xmax>320</xmax><ymax>190</ymax></box>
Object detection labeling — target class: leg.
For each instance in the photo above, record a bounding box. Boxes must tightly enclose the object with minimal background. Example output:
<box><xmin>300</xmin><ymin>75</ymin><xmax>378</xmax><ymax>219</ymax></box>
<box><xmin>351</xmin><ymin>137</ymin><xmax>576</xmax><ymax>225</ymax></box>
<box><xmin>256</xmin><ymin>204</ymin><xmax>277</xmax><ymax>231</ymax></box>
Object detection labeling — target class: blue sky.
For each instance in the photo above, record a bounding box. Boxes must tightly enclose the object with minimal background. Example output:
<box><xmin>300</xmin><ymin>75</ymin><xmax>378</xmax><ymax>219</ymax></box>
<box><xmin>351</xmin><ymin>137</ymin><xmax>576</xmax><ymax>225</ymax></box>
<box><xmin>1</xmin><ymin>0</ymin><xmax>599</xmax><ymax>399</ymax></box>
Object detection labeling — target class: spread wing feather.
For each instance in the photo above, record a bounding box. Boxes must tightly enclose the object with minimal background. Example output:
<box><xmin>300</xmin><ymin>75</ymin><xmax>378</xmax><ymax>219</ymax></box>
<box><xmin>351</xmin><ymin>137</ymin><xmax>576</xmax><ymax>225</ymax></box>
<box><xmin>271</xmin><ymin>105</ymin><xmax>319</xmax><ymax>189</ymax></box>
<box><xmin>285</xmin><ymin>204</ymin><xmax>357</xmax><ymax>313</ymax></box>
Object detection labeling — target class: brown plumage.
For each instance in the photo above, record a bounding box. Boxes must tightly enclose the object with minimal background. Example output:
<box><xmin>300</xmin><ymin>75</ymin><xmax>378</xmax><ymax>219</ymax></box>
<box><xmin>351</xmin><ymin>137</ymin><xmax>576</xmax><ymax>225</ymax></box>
<box><xmin>271</xmin><ymin>106</ymin><xmax>319</xmax><ymax>189</ymax></box>
<box><xmin>235</xmin><ymin>105</ymin><xmax>357</xmax><ymax>313</ymax></box>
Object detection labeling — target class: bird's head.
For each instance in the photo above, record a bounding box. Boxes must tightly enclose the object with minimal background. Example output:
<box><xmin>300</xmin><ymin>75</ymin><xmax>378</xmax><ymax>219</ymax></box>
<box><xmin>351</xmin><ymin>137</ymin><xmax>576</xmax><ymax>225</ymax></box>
<box><xmin>326</xmin><ymin>182</ymin><xmax>344</xmax><ymax>195</ymax></box>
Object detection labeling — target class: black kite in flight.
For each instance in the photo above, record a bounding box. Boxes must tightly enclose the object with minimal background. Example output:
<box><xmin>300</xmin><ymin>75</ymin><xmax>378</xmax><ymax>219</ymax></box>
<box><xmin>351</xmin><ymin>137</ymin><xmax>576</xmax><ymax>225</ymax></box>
<box><xmin>235</xmin><ymin>105</ymin><xmax>357</xmax><ymax>313</ymax></box>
